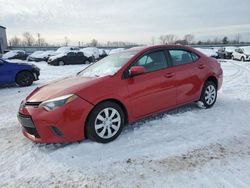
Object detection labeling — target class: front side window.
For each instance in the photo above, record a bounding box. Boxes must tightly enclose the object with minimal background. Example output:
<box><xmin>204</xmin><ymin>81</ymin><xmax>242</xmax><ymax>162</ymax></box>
<box><xmin>77</xmin><ymin>52</ymin><xmax>84</xmax><ymax>56</ymax></box>
<box><xmin>78</xmin><ymin>51</ymin><xmax>138</xmax><ymax>77</ymax></box>
<box><xmin>169</xmin><ymin>50</ymin><xmax>198</xmax><ymax>66</ymax></box>
<box><xmin>133</xmin><ymin>51</ymin><xmax>168</xmax><ymax>72</ymax></box>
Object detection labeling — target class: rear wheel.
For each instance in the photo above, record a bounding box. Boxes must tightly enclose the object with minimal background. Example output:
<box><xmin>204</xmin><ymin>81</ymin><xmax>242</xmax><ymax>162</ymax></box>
<box><xmin>85</xmin><ymin>101</ymin><xmax>125</xmax><ymax>143</ymax></box>
<box><xmin>16</xmin><ymin>71</ymin><xmax>34</xmax><ymax>87</ymax></box>
<box><xmin>58</xmin><ymin>60</ymin><xmax>65</xmax><ymax>66</ymax></box>
<box><xmin>85</xmin><ymin>60</ymin><xmax>90</xmax><ymax>64</ymax></box>
<box><xmin>198</xmin><ymin>81</ymin><xmax>217</xmax><ymax>108</ymax></box>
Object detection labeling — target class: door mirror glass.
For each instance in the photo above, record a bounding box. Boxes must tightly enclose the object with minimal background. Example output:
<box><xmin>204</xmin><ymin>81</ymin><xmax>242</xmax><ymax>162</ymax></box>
<box><xmin>129</xmin><ymin>66</ymin><xmax>146</xmax><ymax>77</ymax></box>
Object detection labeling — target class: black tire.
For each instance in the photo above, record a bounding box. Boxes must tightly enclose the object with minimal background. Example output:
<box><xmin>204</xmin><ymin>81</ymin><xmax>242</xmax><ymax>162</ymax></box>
<box><xmin>241</xmin><ymin>57</ymin><xmax>245</xmax><ymax>62</ymax></box>
<box><xmin>16</xmin><ymin>71</ymin><xmax>34</xmax><ymax>87</ymax></box>
<box><xmin>85</xmin><ymin>101</ymin><xmax>125</xmax><ymax>143</ymax></box>
<box><xmin>199</xmin><ymin>81</ymin><xmax>217</xmax><ymax>108</ymax></box>
<box><xmin>58</xmin><ymin>60</ymin><xmax>65</xmax><ymax>66</ymax></box>
<box><xmin>85</xmin><ymin>60</ymin><xmax>90</xmax><ymax>64</ymax></box>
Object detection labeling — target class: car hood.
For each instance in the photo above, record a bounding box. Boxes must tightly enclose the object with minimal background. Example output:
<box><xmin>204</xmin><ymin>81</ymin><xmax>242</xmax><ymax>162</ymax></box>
<box><xmin>26</xmin><ymin>76</ymin><xmax>107</xmax><ymax>102</ymax></box>
<box><xmin>7</xmin><ymin>60</ymin><xmax>38</xmax><ymax>69</ymax></box>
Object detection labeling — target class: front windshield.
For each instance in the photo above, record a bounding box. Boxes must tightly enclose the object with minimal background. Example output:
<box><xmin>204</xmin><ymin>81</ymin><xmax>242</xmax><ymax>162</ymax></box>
<box><xmin>78</xmin><ymin>50</ymin><xmax>138</xmax><ymax>77</ymax></box>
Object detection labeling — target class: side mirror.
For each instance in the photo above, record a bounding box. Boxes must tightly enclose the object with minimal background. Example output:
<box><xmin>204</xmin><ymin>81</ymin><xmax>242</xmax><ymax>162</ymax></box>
<box><xmin>129</xmin><ymin>66</ymin><xmax>146</xmax><ymax>77</ymax></box>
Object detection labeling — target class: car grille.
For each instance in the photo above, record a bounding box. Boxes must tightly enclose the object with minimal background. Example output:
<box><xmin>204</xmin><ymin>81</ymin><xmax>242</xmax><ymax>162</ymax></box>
<box><xmin>17</xmin><ymin>113</ymin><xmax>40</xmax><ymax>138</ymax></box>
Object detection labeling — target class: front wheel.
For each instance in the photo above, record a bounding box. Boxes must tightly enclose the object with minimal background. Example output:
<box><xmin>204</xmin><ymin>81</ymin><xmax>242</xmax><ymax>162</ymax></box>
<box><xmin>58</xmin><ymin>60</ymin><xmax>65</xmax><ymax>66</ymax></box>
<box><xmin>198</xmin><ymin>81</ymin><xmax>217</xmax><ymax>108</ymax></box>
<box><xmin>16</xmin><ymin>71</ymin><xmax>34</xmax><ymax>87</ymax></box>
<box><xmin>241</xmin><ymin>57</ymin><xmax>245</xmax><ymax>62</ymax></box>
<box><xmin>85</xmin><ymin>101</ymin><xmax>125</xmax><ymax>143</ymax></box>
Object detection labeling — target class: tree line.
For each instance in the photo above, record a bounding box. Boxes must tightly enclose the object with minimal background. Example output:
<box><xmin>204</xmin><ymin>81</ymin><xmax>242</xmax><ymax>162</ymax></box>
<box><xmin>9</xmin><ymin>32</ymin><xmax>249</xmax><ymax>47</ymax></box>
<box><xmin>9</xmin><ymin>32</ymin><xmax>49</xmax><ymax>47</ymax></box>
<box><xmin>155</xmin><ymin>33</ymin><xmax>248</xmax><ymax>45</ymax></box>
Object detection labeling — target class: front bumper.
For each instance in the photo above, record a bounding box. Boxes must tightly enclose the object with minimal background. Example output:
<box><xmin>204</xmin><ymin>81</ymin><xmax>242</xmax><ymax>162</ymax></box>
<box><xmin>32</xmin><ymin>68</ymin><xmax>40</xmax><ymax>81</ymax></box>
<box><xmin>18</xmin><ymin>97</ymin><xmax>93</xmax><ymax>143</ymax></box>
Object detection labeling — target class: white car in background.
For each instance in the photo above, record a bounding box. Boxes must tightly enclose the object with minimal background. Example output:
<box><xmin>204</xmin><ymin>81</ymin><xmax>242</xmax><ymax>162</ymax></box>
<box><xmin>232</xmin><ymin>48</ymin><xmax>250</xmax><ymax>62</ymax></box>
<box><xmin>27</xmin><ymin>50</ymin><xmax>55</xmax><ymax>62</ymax></box>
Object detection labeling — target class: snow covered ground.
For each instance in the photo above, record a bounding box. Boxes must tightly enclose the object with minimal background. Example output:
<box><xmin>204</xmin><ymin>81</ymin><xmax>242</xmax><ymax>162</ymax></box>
<box><xmin>1</xmin><ymin>59</ymin><xmax>250</xmax><ymax>187</ymax></box>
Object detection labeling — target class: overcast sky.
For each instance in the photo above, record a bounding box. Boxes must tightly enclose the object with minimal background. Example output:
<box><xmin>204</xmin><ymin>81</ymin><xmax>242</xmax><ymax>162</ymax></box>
<box><xmin>0</xmin><ymin>0</ymin><xmax>250</xmax><ymax>45</ymax></box>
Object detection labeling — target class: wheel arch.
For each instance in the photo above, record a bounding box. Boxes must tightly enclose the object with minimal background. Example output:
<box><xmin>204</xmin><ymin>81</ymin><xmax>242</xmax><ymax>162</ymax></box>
<box><xmin>15</xmin><ymin>69</ymin><xmax>35</xmax><ymax>83</ymax></box>
<box><xmin>205</xmin><ymin>75</ymin><xmax>218</xmax><ymax>89</ymax></box>
<box><xmin>84</xmin><ymin>98</ymin><xmax>129</xmax><ymax>137</ymax></box>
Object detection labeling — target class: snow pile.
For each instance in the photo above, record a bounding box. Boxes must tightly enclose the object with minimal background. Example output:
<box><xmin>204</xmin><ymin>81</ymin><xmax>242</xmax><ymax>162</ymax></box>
<box><xmin>29</xmin><ymin>50</ymin><xmax>55</xmax><ymax>59</ymax></box>
<box><xmin>56</xmin><ymin>47</ymin><xmax>79</xmax><ymax>53</ymax></box>
<box><xmin>225</xmin><ymin>46</ymin><xmax>237</xmax><ymax>53</ymax></box>
<box><xmin>109</xmin><ymin>48</ymin><xmax>125</xmax><ymax>54</ymax></box>
<box><xmin>0</xmin><ymin>59</ymin><xmax>250</xmax><ymax>187</ymax></box>
<box><xmin>80</xmin><ymin>47</ymin><xmax>99</xmax><ymax>59</ymax></box>
<box><xmin>48</xmin><ymin>52</ymin><xmax>67</xmax><ymax>61</ymax></box>
<box><xmin>2</xmin><ymin>50</ymin><xmax>24</xmax><ymax>59</ymax></box>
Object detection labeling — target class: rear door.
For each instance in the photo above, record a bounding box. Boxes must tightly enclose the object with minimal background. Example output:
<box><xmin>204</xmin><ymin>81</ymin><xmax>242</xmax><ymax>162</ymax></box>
<box><xmin>125</xmin><ymin>50</ymin><xmax>176</xmax><ymax>118</ymax></box>
<box><xmin>76</xmin><ymin>52</ymin><xmax>86</xmax><ymax>64</ymax></box>
<box><xmin>167</xmin><ymin>49</ymin><xmax>206</xmax><ymax>105</ymax></box>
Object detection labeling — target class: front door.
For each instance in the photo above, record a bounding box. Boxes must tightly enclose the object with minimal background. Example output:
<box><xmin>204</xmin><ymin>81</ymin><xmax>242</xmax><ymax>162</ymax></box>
<box><xmin>126</xmin><ymin>50</ymin><xmax>176</xmax><ymax>118</ymax></box>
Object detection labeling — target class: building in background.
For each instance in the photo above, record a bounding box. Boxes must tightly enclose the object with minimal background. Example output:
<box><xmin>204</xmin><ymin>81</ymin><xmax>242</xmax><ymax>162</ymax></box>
<box><xmin>0</xmin><ymin>26</ymin><xmax>7</xmax><ymax>54</ymax></box>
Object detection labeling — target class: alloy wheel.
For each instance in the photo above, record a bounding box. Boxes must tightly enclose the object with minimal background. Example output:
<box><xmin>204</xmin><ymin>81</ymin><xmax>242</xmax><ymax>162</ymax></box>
<box><xmin>94</xmin><ymin>107</ymin><xmax>121</xmax><ymax>139</ymax></box>
<box><xmin>205</xmin><ymin>85</ymin><xmax>216</xmax><ymax>105</ymax></box>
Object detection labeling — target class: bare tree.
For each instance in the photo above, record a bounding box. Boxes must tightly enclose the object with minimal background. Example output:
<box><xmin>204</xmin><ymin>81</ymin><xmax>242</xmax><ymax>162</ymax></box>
<box><xmin>64</xmin><ymin>36</ymin><xmax>70</xmax><ymax>46</ymax></box>
<box><xmin>23</xmin><ymin>32</ymin><xmax>35</xmax><ymax>46</ymax></box>
<box><xmin>90</xmin><ymin>39</ymin><xmax>98</xmax><ymax>47</ymax></box>
<box><xmin>36</xmin><ymin>33</ymin><xmax>48</xmax><ymax>46</ymax></box>
<box><xmin>9</xmin><ymin>36</ymin><xmax>21</xmax><ymax>46</ymax></box>
<box><xmin>184</xmin><ymin>34</ymin><xmax>194</xmax><ymax>45</ymax></box>
<box><xmin>235</xmin><ymin>33</ymin><xmax>241</xmax><ymax>44</ymax></box>
<box><xmin>165</xmin><ymin>34</ymin><xmax>177</xmax><ymax>44</ymax></box>
<box><xmin>159</xmin><ymin>35</ymin><xmax>168</xmax><ymax>44</ymax></box>
<box><xmin>151</xmin><ymin>36</ymin><xmax>156</xmax><ymax>45</ymax></box>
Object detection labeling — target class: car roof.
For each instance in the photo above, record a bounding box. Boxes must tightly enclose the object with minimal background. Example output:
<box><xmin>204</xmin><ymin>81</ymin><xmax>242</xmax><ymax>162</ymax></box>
<box><xmin>123</xmin><ymin>45</ymin><xmax>199</xmax><ymax>55</ymax></box>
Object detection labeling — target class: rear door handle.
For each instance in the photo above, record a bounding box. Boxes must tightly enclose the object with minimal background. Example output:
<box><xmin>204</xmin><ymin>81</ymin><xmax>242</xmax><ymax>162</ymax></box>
<box><xmin>164</xmin><ymin>72</ymin><xmax>175</xmax><ymax>78</ymax></box>
<box><xmin>199</xmin><ymin>64</ymin><xmax>205</xmax><ymax>69</ymax></box>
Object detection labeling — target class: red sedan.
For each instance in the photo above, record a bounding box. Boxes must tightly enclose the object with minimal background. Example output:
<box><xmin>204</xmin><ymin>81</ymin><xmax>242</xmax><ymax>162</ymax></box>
<box><xmin>18</xmin><ymin>45</ymin><xmax>223</xmax><ymax>143</ymax></box>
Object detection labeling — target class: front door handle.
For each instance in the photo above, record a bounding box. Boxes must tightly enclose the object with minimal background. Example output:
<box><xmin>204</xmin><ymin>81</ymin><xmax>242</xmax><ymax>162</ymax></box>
<box><xmin>199</xmin><ymin>64</ymin><xmax>206</xmax><ymax>69</ymax></box>
<box><xmin>164</xmin><ymin>72</ymin><xmax>175</xmax><ymax>78</ymax></box>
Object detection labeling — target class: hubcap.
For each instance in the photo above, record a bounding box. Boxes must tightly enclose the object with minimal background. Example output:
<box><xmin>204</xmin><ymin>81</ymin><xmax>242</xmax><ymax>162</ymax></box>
<box><xmin>94</xmin><ymin>108</ymin><xmax>121</xmax><ymax>139</ymax></box>
<box><xmin>205</xmin><ymin>85</ymin><xmax>216</xmax><ymax>105</ymax></box>
<box><xmin>20</xmin><ymin>73</ymin><xmax>32</xmax><ymax>85</ymax></box>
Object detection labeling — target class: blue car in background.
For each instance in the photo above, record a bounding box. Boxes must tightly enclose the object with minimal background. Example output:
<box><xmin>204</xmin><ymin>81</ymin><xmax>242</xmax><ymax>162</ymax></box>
<box><xmin>0</xmin><ymin>58</ymin><xmax>40</xmax><ymax>87</ymax></box>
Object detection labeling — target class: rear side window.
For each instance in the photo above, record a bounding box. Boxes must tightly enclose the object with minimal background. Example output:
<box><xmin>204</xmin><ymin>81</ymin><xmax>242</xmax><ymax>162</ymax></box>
<box><xmin>67</xmin><ymin>52</ymin><xmax>75</xmax><ymax>56</ymax></box>
<box><xmin>169</xmin><ymin>50</ymin><xmax>199</xmax><ymax>66</ymax></box>
<box><xmin>77</xmin><ymin>52</ymin><xmax>84</xmax><ymax>56</ymax></box>
<box><xmin>134</xmin><ymin>51</ymin><xmax>168</xmax><ymax>72</ymax></box>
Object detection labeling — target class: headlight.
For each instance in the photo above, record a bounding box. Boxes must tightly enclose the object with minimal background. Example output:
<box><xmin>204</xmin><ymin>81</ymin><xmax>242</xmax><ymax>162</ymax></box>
<box><xmin>32</xmin><ymin>65</ymin><xmax>40</xmax><ymax>71</ymax></box>
<box><xmin>39</xmin><ymin>94</ymin><xmax>78</xmax><ymax>111</ymax></box>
